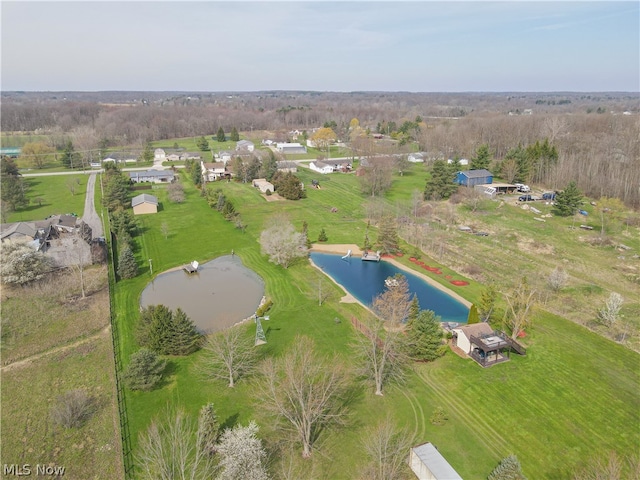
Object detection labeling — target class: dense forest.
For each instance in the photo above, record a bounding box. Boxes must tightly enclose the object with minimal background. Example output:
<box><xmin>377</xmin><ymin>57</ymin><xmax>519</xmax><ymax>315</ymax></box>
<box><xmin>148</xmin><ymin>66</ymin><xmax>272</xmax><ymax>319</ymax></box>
<box><xmin>2</xmin><ymin>91</ymin><xmax>639</xmax><ymax>207</ymax></box>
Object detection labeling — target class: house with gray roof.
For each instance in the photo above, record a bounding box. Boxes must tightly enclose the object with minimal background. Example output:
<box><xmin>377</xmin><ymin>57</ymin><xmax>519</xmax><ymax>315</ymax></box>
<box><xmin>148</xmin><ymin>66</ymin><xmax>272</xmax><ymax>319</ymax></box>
<box><xmin>129</xmin><ymin>169</ymin><xmax>175</xmax><ymax>183</ymax></box>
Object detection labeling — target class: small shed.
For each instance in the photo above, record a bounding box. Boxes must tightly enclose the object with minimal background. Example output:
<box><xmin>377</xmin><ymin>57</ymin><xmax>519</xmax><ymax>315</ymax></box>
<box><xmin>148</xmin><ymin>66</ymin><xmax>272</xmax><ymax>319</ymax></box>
<box><xmin>132</xmin><ymin>194</ymin><xmax>158</xmax><ymax>215</ymax></box>
<box><xmin>252</xmin><ymin>178</ymin><xmax>274</xmax><ymax>194</ymax></box>
<box><xmin>455</xmin><ymin>169</ymin><xmax>493</xmax><ymax>187</ymax></box>
<box><xmin>409</xmin><ymin>442</ymin><xmax>462</xmax><ymax>480</ymax></box>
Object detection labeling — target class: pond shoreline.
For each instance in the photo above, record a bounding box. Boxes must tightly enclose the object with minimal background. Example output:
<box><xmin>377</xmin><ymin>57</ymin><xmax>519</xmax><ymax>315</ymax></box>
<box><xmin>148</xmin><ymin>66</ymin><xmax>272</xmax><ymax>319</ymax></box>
<box><xmin>309</xmin><ymin>243</ymin><xmax>472</xmax><ymax>309</ymax></box>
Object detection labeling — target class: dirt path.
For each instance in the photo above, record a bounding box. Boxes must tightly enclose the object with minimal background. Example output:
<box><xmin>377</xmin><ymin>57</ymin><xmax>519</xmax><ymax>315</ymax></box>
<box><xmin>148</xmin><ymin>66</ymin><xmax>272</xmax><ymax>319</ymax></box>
<box><xmin>81</xmin><ymin>172</ymin><xmax>104</xmax><ymax>237</ymax></box>
<box><xmin>1</xmin><ymin>324</ymin><xmax>111</xmax><ymax>372</ymax></box>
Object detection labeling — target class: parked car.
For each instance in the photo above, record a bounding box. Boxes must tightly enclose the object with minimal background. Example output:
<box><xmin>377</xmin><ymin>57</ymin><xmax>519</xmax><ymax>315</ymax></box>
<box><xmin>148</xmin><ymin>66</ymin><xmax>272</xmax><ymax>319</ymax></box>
<box><xmin>515</xmin><ymin>183</ymin><xmax>531</xmax><ymax>192</ymax></box>
<box><xmin>542</xmin><ymin>192</ymin><xmax>556</xmax><ymax>201</ymax></box>
<box><xmin>518</xmin><ymin>194</ymin><xmax>535</xmax><ymax>202</ymax></box>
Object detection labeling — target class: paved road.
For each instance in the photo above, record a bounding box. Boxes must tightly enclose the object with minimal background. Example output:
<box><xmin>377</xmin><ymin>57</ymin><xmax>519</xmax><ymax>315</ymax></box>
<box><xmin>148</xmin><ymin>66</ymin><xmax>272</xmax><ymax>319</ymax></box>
<box><xmin>81</xmin><ymin>172</ymin><xmax>103</xmax><ymax>238</ymax></box>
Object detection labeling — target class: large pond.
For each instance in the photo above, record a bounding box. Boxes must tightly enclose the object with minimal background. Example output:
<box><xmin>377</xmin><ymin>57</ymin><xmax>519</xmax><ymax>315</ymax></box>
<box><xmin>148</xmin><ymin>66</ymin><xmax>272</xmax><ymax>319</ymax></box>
<box><xmin>140</xmin><ymin>255</ymin><xmax>264</xmax><ymax>333</ymax></box>
<box><xmin>310</xmin><ymin>252</ymin><xmax>469</xmax><ymax>323</ymax></box>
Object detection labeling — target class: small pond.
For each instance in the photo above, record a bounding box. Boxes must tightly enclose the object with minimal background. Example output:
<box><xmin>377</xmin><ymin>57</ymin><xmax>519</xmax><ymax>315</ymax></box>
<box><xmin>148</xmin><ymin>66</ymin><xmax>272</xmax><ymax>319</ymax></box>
<box><xmin>310</xmin><ymin>252</ymin><xmax>469</xmax><ymax>323</ymax></box>
<box><xmin>140</xmin><ymin>255</ymin><xmax>264</xmax><ymax>333</ymax></box>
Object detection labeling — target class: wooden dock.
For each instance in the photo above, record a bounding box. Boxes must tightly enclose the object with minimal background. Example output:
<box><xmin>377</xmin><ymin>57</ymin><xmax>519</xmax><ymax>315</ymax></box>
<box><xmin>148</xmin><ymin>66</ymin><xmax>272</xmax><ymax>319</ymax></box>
<box><xmin>361</xmin><ymin>250</ymin><xmax>381</xmax><ymax>262</ymax></box>
<box><xmin>182</xmin><ymin>260</ymin><xmax>199</xmax><ymax>273</ymax></box>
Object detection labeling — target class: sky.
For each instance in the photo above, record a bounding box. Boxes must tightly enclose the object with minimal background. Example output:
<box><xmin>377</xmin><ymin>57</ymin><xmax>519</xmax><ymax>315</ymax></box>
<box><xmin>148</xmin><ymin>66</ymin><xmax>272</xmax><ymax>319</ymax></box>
<box><xmin>1</xmin><ymin>1</ymin><xmax>638</xmax><ymax>92</ymax></box>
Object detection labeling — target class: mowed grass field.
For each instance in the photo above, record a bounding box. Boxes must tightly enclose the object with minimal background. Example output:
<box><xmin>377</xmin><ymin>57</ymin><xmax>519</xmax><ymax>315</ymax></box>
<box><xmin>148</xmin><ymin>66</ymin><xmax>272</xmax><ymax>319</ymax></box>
<box><xmin>5</xmin><ymin>174</ymin><xmax>87</xmax><ymax>223</ymax></box>
<box><xmin>113</xmin><ymin>165</ymin><xmax>639</xmax><ymax>479</ymax></box>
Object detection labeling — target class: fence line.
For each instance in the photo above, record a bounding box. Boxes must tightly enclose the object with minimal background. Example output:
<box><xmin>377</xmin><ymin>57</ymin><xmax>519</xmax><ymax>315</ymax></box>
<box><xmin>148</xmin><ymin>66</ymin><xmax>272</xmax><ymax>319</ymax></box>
<box><xmin>103</xmin><ymin>188</ymin><xmax>134</xmax><ymax>478</ymax></box>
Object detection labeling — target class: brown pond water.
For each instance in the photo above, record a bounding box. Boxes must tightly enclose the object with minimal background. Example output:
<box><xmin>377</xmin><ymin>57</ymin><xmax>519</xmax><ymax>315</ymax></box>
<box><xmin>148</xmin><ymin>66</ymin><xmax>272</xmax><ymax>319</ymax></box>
<box><xmin>140</xmin><ymin>255</ymin><xmax>264</xmax><ymax>333</ymax></box>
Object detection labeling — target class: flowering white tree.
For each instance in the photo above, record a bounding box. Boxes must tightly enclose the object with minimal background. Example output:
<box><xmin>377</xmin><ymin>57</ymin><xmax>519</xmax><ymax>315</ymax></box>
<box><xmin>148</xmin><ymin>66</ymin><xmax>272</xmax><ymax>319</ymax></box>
<box><xmin>216</xmin><ymin>421</ymin><xmax>269</xmax><ymax>480</ymax></box>
<box><xmin>0</xmin><ymin>242</ymin><xmax>53</xmax><ymax>285</ymax></box>
<box><xmin>259</xmin><ymin>219</ymin><xmax>308</xmax><ymax>268</ymax></box>
<box><xmin>597</xmin><ymin>292</ymin><xmax>624</xmax><ymax>327</ymax></box>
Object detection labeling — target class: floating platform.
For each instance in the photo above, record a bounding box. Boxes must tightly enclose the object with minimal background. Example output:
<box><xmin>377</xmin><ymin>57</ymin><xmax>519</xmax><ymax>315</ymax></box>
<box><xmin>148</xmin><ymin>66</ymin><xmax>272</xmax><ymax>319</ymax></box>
<box><xmin>183</xmin><ymin>260</ymin><xmax>199</xmax><ymax>273</ymax></box>
<box><xmin>362</xmin><ymin>251</ymin><xmax>381</xmax><ymax>262</ymax></box>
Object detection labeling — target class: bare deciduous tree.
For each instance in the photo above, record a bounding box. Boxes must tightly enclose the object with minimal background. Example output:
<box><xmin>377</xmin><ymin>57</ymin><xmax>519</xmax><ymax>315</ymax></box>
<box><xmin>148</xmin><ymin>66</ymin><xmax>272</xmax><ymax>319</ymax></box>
<box><xmin>50</xmin><ymin>389</ymin><xmax>96</xmax><ymax>429</ymax></box>
<box><xmin>352</xmin><ymin>317</ymin><xmax>409</xmax><ymax>396</ymax></box>
<box><xmin>160</xmin><ymin>222</ymin><xmax>170</xmax><ymax>240</ymax></box>
<box><xmin>359</xmin><ymin>417</ymin><xmax>414</xmax><ymax>480</ymax></box>
<box><xmin>199</xmin><ymin>325</ymin><xmax>258</xmax><ymax>388</ymax></box>
<box><xmin>136</xmin><ymin>409</ymin><xmax>214</xmax><ymax>480</ymax></box>
<box><xmin>372</xmin><ymin>274</ymin><xmax>412</xmax><ymax>326</ymax></box>
<box><xmin>259</xmin><ymin>217</ymin><xmax>308</xmax><ymax>268</ymax></box>
<box><xmin>259</xmin><ymin>336</ymin><xmax>349</xmax><ymax>458</ymax></box>
<box><xmin>503</xmin><ymin>277</ymin><xmax>537</xmax><ymax>339</ymax></box>
<box><xmin>359</xmin><ymin>156</ymin><xmax>394</xmax><ymax>197</ymax></box>
<box><xmin>597</xmin><ymin>292</ymin><xmax>624</xmax><ymax>327</ymax></box>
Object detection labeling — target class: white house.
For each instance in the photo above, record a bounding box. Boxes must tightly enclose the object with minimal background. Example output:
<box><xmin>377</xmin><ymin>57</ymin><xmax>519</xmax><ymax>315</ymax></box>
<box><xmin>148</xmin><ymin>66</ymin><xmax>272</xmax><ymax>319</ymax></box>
<box><xmin>217</xmin><ymin>151</ymin><xmax>234</xmax><ymax>163</ymax></box>
<box><xmin>201</xmin><ymin>161</ymin><xmax>227</xmax><ymax>182</ymax></box>
<box><xmin>408</xmin><ymin>152</ymin><xmax>425</xmax><ymax>163</ymax></box>
<box><xmin>309</xmin><ymin>160</ymin><xmax>334</xmax><ymax>174</ymax></box>
<box><xmin>252</xmin><ymin>178</ymin><xmax>274</xmax><ymax>194</ymax></box>
<box><xmin>236</xmin><ymin>140</ymin><xmax>255</xmax><ymax>152</ymax></box>
<box><xmin>166</xmin><ymin>153</ymin><xmax>181</xmax><ymax>162</ymax></box>
<box><xmin>102</xmin><ymin>152</ymin><xmax>138</xmax><ymax>164</ymax></box>
<box><xmin>409</xmin><ymin>443</ymin><xmax>462</xmax><ymax>480</ymax></box>
<box><xmin>154</xmin><ymin>149</ymin><xmax>166</xmax><ymax>161</ymax></box>
<box><xmin>180</xmin><ymin>152</ymin><xmax>202</xmax><ymax>161</ymax></box>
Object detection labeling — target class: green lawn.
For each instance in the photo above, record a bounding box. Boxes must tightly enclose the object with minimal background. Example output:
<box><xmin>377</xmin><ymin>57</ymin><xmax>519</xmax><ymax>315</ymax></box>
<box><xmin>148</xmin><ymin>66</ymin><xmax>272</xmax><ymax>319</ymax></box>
<box><xmin>6</xmin><ymin>174</ymin><xmax>88</xmax><ymax>222</ymax></box>
<box><xmin>109</xmin><ymin>169</ymin><xmax>639</xmax><ymax>479</ymax></box>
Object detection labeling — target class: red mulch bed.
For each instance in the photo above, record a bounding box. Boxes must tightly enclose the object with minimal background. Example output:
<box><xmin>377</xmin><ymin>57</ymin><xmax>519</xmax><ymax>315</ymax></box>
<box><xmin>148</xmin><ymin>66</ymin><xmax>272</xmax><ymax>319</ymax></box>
<box><xmin>450</xmin><ymin>280</ymin><xmax>469</xmax><ymax>286</ymax></box>
<box><xmin>395</xmin><ymin>252</ymin><xmax>404</xmax><ymax>257</ymax></box>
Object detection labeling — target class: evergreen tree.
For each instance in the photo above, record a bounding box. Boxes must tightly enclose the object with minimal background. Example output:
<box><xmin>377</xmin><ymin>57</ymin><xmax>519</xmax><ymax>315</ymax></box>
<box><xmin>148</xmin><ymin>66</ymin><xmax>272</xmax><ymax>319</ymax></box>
<box><xmin>553</xmin><ymin>180</ymin><xmax>582</xmax><ymax>217</ymax></box>
<box><xmin>504</xmin><ymin>145</ymin><xmax>530</xmax><ymax>183</ymax></box>
<box><xmin>406</xmin><ymin>310</ymin><xmax>445</xmax><ymax>362</ymax></box>
<box><xmin>245</xmin><ymin>157</ymin><xmax>261</xmax><ymax>182</ymax></box>
<box><xmin>222</xmin><ymin>200</ymin><xmax>236</xmax><ymax>220</ymax></box>
<box><xmin>301</xmin><ymin>221</ymin><xmax>311</xmax><ymax>248</ymax></box>
<box><xmin>197</xmin><ymin>403</ymin><xmax>220</xmax><ymax>456</ymax></box>
<box><xmin>408</xmin><ymin>295</ymin><xmax>420</xmax><ymax>322</ymax></box>
<box><xmin>1</xmin><ymin>157</ymin><xmax>28</xmax><ymax>216</ymax></box>
<box><xmin>217</xmin><ymin>127</ymin><xmax>226</xmax><ymax>142</ymax></box>
<box><xmin>260</xmin><ymin>150</ymin><xmax>278</xmax><ymax>181</ymax></box>
<box><xmin>216</xmin><ymin>192</ymin><xmax>226</xmax><ymax>211</ymax></box>
<box><xmin>377</xmin><ymin>216</ymin><xmax>400</xmax><ymax>254</ymax></box>
<box><xmin>478</xmin><ymin>284</ymin><xmax>498</xmax><ymax>322</ymax></box>
<box><xmin>467</xmin><ymin>304</ymin><xmax>480</xmax><ymax>324</ymax></box>
<box><xmin>137</xmin><ymin>305</ymin><xmax>172</xmax><ymax>351</ymax></box>
<box><xmin>424</xmin><ymin>160</ymin><xmax>458</xmax><ymax>200</ymax></box>
<box><xmin>117</xmin><ymin>245</ymin><xmax>138</xmax><ymax>279</ymax></box>
<box><xmin>60</xmin><ymin>140</ymin><xmax>80</xmax><ymax>169</ymax></box>
<box><xmin>230</xmin><ymin>127</ymin><xmax>240</xmax><ymax>142</ymax></box>
<box><xmin>318</xmin><ymin>228</ymin><xmax>328</xmax><ymax>242</ymax></box>
<box><xmin>488</xmin><ymin>455</ymin><xmax>527</xmax><ymax>480</ymax></box>
<box><xmin>122</xmin><ymin>348</ymin><xmax>166</xmax><ymax>391</ymax></box>
<box><xmin>168</xmin><ymin>308</ymin><xmax>203</xmax><ymax>355</ymax></box>
<box><xmin>196</xmin><ymin>136</ymin><xmax>210</xmax><ymax>151</ymax></box>
<box><xmin>141</xmin><ymin>142</ymin><xmax>154</xmax><ymax>163</ymax></box>
<box><xmin>471</xmin><ymin>144</ymin><xmax>492</xmax><ymax>170</ymax></box>
<box><xmin>272</xmin><ymin>171</ymin><xmax>305</xmax><ymax>200</ymax></box>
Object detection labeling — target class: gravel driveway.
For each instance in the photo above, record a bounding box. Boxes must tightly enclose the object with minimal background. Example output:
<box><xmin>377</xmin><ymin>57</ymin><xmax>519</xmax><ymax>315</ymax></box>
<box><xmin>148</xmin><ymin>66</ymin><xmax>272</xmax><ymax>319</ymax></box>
<box><xmin>81</xmin><ymin>172</ymin><xmax>104</xmax><ymax>238</ymax></box>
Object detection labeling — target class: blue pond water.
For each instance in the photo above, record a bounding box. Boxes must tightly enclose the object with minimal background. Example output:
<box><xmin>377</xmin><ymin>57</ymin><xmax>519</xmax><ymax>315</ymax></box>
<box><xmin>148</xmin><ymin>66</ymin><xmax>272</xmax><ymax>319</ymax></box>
<box><xmin>310</xmin><ymin>252</ymin><xmax>469</xmax><ymax>323</ymax></box>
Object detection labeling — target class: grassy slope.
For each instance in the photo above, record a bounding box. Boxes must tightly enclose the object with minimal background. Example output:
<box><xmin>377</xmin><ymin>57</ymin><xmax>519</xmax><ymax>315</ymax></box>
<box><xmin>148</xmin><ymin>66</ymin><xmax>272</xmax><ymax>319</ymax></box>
<box><xmin>113</xmin><ymin>168</ymin><xmax>638</xmax><ymax>479</ymax></box>
<box><xmin>6</xmin><ymin>174</ymin><xmax>87</xmax><ymax>223</ymax></box>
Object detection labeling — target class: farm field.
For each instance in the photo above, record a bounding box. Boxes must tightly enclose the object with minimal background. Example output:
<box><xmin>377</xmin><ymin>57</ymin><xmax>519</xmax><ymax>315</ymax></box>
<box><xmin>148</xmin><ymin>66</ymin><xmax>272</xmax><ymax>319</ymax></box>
<box><xmin>0</xmin><ymin>267</ymin><xmax>122</xmax><ymax>479</ymax></box>
<box><xmin>112</xmin><ymin>164</ymin><xmax>639</xmax><ymax>478</ymax></box>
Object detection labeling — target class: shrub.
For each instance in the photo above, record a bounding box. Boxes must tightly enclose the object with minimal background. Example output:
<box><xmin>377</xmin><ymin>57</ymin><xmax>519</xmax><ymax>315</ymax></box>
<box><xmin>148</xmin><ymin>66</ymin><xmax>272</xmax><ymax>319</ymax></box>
<box><xmin>256</xmin><ymin>299</ymin><xmax>273</xmax><ymax>317</ymax></box>
<box><xmin>318</xmin><ymin>228</ymin><xmax>328</xmax><ymax>242</ymax></box>
<box><xmin>430</xmin><ymin>406</ymin><xmax>447</xmax><ymax>426</ymax></box>
<box><xmin>50</xmin><ymin>389</ymin><xmax>96</xmax><ymax>428</ymax></box>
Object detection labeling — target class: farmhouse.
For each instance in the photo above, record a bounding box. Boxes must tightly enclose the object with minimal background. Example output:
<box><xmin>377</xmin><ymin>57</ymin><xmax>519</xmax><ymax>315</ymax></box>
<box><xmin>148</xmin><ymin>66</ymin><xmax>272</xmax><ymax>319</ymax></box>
<box><xmin>455</xmin><ymin>169</ymin><xmax>493</xmax><ymax>187</ymax></box>
<box><xmin>129</xmin><ymin>169</ymin><xmax>175</xmax><ymax>183</ymax></box>
<box><xmin>201</xmin><ymin>161</ymin><xmax>229</xmax><ymax>182</ymax></box>
<box><xmin>409</xmin><ymin>442</ymin><xmax>462</xmax><ymax>480</ymax></box>
<box><xmin>252</xmin><ymin>178</ymin><xmax>274</xmax><ymax>194</ymax></box>
<box><xmin>131</xmin><ymin>194</ymin><xmax>158</xmax><ymax>215</ymax></box>
<box><xmin>276</xmin><ymin>142</ymin><xmax>307</xmax><ymax>154</ymax></box>
<box><xmin>236</xmin><ymin>140</ymin><xmax>255</xmax><ymax>152</ymax></box>
<box><xmin>452</xmin><ymin>323</ymin><xmax>526</xmax><ymax>367</ymax></box>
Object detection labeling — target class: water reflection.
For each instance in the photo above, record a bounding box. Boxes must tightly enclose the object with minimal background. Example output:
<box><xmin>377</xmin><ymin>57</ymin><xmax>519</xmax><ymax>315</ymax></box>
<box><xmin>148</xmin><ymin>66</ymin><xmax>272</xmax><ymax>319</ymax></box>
<box><xmin>140</xmin><ymin>255</ymin><xmax>264</xmax><ymax>333</ymax></box>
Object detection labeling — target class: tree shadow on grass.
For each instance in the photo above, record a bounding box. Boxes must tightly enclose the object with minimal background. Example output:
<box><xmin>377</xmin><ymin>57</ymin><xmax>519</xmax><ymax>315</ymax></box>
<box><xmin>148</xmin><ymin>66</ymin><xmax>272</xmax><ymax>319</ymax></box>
<box><xmin>220</xmin><ymin>412</ymin><xmax>239</xmax><ymax>432</ymax></box>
